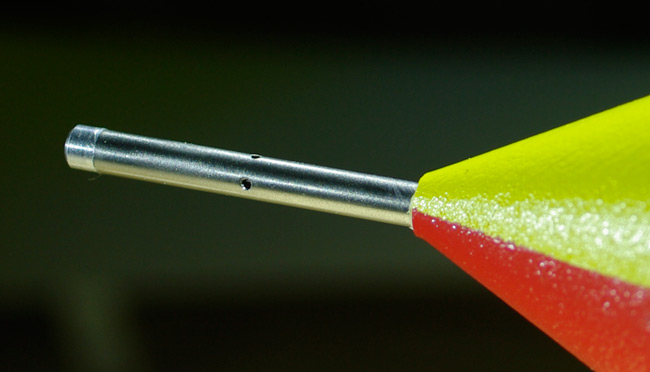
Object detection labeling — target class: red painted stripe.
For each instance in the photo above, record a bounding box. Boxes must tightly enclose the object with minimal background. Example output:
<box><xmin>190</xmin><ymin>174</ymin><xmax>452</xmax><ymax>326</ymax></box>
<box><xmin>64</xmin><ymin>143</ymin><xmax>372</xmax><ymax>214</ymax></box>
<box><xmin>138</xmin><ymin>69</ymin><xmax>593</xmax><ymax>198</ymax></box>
<box><xmin>412</xmin><ymin>210</ymin><xmax>650</xmax><ymax>372</ymax></box>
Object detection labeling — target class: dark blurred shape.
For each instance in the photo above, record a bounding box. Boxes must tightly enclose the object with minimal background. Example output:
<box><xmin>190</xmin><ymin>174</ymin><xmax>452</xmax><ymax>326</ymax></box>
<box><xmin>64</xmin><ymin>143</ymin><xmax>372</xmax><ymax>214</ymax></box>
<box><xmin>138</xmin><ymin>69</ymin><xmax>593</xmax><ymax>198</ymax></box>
<box><xmin>136</xmin><ymin>294</ymin><xmax>586</xmax><ymax>372</ymax></box>
<box><xmin>1</xmin><ymin>302</ymin><xmax>61</xmax><ymax>372</ymax></box>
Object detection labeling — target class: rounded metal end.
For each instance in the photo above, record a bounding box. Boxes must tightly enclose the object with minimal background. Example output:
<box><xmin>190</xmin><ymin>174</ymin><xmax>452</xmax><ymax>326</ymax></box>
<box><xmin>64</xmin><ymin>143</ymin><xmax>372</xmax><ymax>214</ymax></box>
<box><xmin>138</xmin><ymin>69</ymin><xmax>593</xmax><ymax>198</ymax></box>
<box><xmin>65</xmin><ymin>125</ymin><xmax>105</xmax><ymax>172</ymax></box>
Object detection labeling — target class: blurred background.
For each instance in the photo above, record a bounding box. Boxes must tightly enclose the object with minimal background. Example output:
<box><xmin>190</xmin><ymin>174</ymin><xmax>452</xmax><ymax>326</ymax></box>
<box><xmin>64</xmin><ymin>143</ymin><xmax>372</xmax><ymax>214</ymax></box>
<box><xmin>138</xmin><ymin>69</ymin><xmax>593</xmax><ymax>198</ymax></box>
<box><xmin>1</xmin><ymin>6</ymin><xmax>648</xmax><ymax>371</ymax></box>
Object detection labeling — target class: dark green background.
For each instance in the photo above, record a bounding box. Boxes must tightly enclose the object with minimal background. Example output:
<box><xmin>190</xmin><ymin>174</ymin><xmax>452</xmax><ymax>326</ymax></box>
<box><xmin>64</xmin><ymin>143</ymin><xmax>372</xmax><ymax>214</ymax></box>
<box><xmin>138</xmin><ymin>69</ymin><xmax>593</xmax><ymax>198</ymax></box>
<box><xmin>1</xmin><ymin>11</ymin><xmax>648</xmax><ymax>372</ymax></box>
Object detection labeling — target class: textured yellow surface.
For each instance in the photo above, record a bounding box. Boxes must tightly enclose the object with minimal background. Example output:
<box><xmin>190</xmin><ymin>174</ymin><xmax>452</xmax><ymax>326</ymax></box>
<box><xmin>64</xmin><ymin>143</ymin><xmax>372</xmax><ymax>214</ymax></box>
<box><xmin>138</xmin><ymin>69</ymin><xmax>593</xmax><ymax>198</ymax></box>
<box><xmin>413</xmin><ymin>96</ymin><xmax>650</xmax><ymax>287</ymax></box>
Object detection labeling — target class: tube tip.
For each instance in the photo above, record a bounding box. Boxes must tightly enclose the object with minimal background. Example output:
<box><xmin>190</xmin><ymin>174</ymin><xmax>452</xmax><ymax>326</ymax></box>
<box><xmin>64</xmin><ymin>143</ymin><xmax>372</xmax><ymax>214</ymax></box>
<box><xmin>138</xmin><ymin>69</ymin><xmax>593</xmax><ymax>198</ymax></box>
<box><xmin>65</xmin><ymin>125</ymin><xmax>104</xmax><ymax>172</ymax></box>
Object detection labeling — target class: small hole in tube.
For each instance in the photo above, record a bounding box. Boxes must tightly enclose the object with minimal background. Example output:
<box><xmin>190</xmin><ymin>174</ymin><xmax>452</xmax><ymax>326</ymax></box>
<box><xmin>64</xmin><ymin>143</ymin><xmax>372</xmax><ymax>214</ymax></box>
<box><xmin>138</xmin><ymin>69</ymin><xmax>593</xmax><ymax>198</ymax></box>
<box><xmin>251</xmin><ymin>154</ymin><xmax>261</xmax><ymax>159</ymax></box>
<box><xmin>240</xmin><ymin>178</ymin><xmax>252</xmax><ymax>190</ymax></box>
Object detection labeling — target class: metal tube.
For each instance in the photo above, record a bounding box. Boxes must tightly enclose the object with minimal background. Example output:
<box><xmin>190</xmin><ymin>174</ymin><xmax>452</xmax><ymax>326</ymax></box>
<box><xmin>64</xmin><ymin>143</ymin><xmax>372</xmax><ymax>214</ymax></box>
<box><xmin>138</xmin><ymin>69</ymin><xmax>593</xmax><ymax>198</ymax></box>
<box><xmin>65</xmin><ymin>125</ymin><xmax>417</xmax><ymax>226</ymax></box>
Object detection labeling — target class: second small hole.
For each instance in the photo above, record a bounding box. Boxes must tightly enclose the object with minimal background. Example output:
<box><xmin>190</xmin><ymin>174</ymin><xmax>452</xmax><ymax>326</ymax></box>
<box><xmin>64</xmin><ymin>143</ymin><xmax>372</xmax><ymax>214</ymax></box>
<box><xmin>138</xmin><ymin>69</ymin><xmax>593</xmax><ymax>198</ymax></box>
<box><xmin>240</xmin><ymin>178</ymin><xmax>252</xmax><ymax>190</ymax></box>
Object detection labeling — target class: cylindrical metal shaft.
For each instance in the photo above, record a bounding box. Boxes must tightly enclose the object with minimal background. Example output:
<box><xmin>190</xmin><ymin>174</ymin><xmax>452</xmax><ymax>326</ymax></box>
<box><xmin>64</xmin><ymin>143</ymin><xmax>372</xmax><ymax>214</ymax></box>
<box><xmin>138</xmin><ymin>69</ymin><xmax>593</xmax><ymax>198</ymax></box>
<box><xmin>65</xmin><ymin>125</ymin><xmax>417</xmax><ymax>226</ymax></box>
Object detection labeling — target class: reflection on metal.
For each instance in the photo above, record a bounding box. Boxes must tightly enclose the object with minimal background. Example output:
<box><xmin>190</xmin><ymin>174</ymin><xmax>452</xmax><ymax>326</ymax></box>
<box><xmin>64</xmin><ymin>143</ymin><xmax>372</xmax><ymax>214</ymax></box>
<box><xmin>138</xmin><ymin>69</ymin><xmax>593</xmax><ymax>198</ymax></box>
<box><xmin>65</xmin><ymin>125</ymin><xmax>416</xmax><ymax>226</ymax></box>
